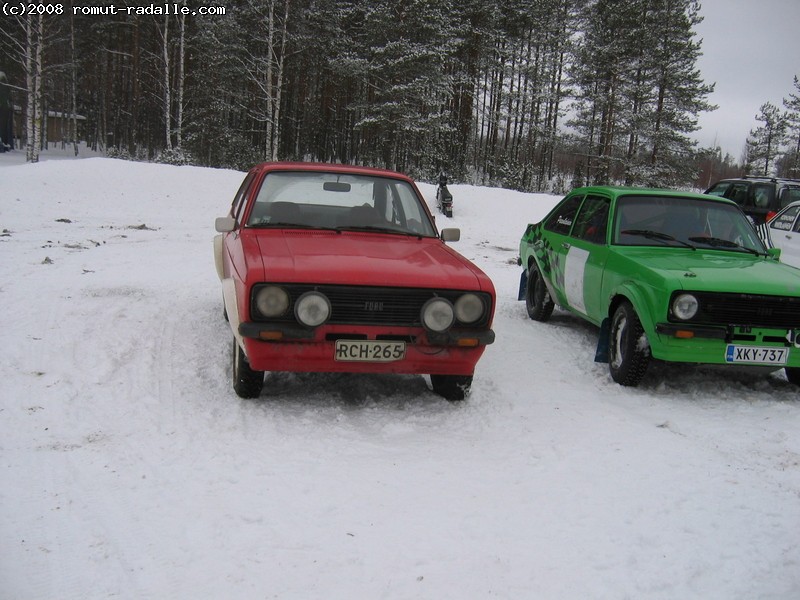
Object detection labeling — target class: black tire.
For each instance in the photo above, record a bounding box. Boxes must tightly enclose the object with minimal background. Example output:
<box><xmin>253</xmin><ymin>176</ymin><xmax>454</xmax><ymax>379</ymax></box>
<box><xmin>608</xmin><ymin>301</ymin><xmax>650</xmax><ymax>386</ymax></box>
<box><xmin>232</xmin><ymin>337</ymin><xmax>264</xmax><ymax>398</ymax></box>
<box><xmin>430</xmin><ymin>374</ymin><xmax>472</xmax><ymax>401</ymax></box>
<box><xmin>785</xmin><ymin>367</ymin><xmax>800</xmax><ymax>386</ymax></box>
<box><xmin>525</xmin><ymin>263</ymin><xmax>555</xmax><ymax>322</ymax></box>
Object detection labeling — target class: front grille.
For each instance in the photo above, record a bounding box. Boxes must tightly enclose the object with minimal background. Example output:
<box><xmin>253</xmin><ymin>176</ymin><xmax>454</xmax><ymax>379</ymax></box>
<box><xmin>251</xmin><ymin>284</ymin><xmax>492</xmax><ymax>327</ymax></box>
<box><xmin>674</xmin><ymin>292</ymin><xmax>800</xmax><ymax>328</ymax></box>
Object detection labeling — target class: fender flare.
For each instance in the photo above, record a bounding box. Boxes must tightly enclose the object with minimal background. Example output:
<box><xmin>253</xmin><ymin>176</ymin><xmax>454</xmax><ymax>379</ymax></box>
<box><xmin>221</xmin><ymin>277</ymin><xmax>243</xmax><ymax>348</ymax></box>
<box><xmin>213</xmin><ymin>234</ymin><xmax>225</xmax><ymax>280</ymax></box>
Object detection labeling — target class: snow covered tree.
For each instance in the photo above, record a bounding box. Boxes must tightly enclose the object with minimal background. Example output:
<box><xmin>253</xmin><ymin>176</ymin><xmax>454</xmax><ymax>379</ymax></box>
<box><xmin>568</xmin><ymin>0</ymin><xmax>714</xmax><ymax>187</ymax></box>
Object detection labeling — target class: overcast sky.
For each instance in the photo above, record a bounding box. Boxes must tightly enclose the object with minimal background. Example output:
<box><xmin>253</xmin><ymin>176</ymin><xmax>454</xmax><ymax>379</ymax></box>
<box><xmin>692</xmin><ymin>0</ymin><xmax>800</xmax><ymax>159</ymax></box>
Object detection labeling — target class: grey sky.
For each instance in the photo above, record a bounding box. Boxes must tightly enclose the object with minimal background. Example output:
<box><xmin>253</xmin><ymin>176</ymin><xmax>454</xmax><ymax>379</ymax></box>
<box><xmin>692</xmin><ymin>0</ymin><xmax>800</xmax><ymax>159</ymax></box>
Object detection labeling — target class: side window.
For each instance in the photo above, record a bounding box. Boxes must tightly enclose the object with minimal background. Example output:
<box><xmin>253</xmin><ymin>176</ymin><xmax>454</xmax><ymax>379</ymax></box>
<box><xmin>752</xmin><ymin>184</ymin><xmax>774</xmax><ymax>208</ymax></box>
<box><xmin>544</xmin><ymin>195</ymin><xmax>584</xmax><ymax>235</ymax></box>
<box><xmin>231</xmin><ymin>172</ymin><xmax>256</xmax><ymax>224</ymax></box>
<box><xmin>769</xmin><ymin>205</ymin><xmax>800</xmax><ymax>232</ymax></box>
<box><xmin>727</xmin><ymin>183</ymin><xmax>750</xmax><ymax>207</ymax></box>
<box><xmin>572</xmin><ymin>195</ymin><xmax>611</xmax><ymax>244</ymax></box>
<box><xmin>781</xmin><ymin>187</ymin><xmax>800</xmax><ymax>209</ymax></box>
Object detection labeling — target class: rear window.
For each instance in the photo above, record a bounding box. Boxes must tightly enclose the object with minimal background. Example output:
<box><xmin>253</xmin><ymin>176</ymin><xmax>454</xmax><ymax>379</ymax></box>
<box><xmin>705</xmin><ymin>182</ymin><xmax>730</xmax><ymax>197</ymax></box>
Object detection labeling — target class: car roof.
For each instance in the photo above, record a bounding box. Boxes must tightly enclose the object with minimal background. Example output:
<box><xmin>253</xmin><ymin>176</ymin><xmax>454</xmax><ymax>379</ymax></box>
<box><xmin>709</xmin><ymin>177</ymin><xmax>800</xmax><ymax>186</ymax></box>
<box><xmin>250</xmin><ymin>161</ymin><xmax>415</xmax><ymax>183</ymax></box>
<box><xmin>569</xmin><ymin>185</ymin><xmax>732</xmax><ymax>203</ymax></box>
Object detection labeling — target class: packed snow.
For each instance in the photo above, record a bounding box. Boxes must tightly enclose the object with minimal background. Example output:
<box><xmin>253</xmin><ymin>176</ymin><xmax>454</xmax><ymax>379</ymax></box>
<box><xmin>1</xmin><ymin>150</ymin><xmax>799</xmax><ymax>600</ymax></box>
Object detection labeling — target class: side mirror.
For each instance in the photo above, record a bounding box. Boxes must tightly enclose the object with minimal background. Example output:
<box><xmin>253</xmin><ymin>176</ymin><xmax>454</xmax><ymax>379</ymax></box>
<box><xmin>215</xmin><ymin>216</ymin><xmax>236</xmax><ymax>233</ymax></box>
<box><xmin>767</xmin><ymin>247</ymin><xmax>782</xmax><ymax>260</ymax></box>
<box><xmin>440</xmin><ymin>228</ymin><xmax>460</xmax><ymax>242</ymax></box>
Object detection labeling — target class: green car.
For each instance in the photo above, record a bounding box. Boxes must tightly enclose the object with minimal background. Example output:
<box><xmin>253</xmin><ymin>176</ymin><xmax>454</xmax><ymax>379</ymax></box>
<box><xmin>518</xmin><ymin>186</ymin><xmax>800</xmax><ymax>386</ymax></box>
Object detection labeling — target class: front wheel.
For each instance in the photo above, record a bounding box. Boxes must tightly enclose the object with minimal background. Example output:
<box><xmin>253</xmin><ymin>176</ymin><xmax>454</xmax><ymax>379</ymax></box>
<box><xmin>232</xmin><ymin>337</ymin><xmax>264</xmax><ymax>398</ymax></box>
<box><xmin>608</xmin><ymin>301</ymin><xmax>650</xmax><ymax>386</ymax></box>
<box><xmin>785</xmin><ymin>367</ymin><xmax>800</xmax><ymax>386</ymax></box>
<box><xmin>525</xmin><ymin>263</ymin><xmax>554</xmax><ymax>322</ymax></box>
<box><xmin>430</xmin><ymin>374</ymin><xmax>472</xmax><ymax>401</ymax></box>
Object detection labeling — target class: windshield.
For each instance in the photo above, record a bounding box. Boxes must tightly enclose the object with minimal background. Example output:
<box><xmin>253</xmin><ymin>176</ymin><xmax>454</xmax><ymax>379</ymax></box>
<box><xmin>246</xmin><ymin>171</ymin><xmax>437</xmax><ymax>237</ymax></box>
<box><xmin>613</xmin><ymin>195</ymin><xmax>767</xmax><ymax>254</ymax></box>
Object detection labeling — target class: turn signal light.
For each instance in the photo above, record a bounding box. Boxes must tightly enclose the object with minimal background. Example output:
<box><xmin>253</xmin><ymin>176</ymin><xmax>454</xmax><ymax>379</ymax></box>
<box><xmin>457</xmin><ymin>338</ymin><xmax>480</xmax><ymax>347</ymax></box>
<box><xmin>259</xmin><ymin>331</ymin><xmax>284</xmax><ymax>341</ymax></box>
<box><xmin>674</xmin><ymin>330</ymin><xmax>695</xmax><ymax>339</ymax></box>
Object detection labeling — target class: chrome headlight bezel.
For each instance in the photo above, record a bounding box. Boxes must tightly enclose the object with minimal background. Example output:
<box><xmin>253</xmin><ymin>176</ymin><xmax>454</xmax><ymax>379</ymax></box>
<box><xmin>421</xmin><ymin>297</ymin><xmax>455</xmax><ymax>332</ymax></box>
<box><xmin>672</xmin><ymin>293</ymin><xmax>699</xmax><ymax>321</ymax></box>
<box><xmin>454</xmin><ymin>293</ymin><xmax>486</xmax><ymax>324</ymax></box>
<box><xmin>254</xmin><ymin>285</ymin><xmax>290</xmax><ymax>318</ymax></box>
<box><xmin>294</xmin><ymin>291</ymin><xmax>332</xmax><ymax>327</ymax></box>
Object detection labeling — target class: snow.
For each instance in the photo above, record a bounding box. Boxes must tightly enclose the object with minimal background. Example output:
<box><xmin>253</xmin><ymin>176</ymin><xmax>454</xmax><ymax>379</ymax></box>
<box><xmin>1</xmin><ymin>151</ymin><xmax>799</xmax><ymax>600</ymax></box>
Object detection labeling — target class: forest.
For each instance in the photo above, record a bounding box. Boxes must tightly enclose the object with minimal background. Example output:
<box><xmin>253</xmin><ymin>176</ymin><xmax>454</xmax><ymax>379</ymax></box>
<box><xmin>2</xmin><ymin>0</ymin><xmax>800</xmax><ymax>192</ymax></box>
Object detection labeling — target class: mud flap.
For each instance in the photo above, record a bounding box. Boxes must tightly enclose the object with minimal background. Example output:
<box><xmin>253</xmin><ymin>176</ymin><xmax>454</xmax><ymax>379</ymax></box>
<box><xmin>518</xmin><ymin>269</ymin><xmax>527</xmax><ymax>301</ymax></box>
<box><xmin>595</xmin><ymin>318</ymin><xmax>610</xmax><ymax>363</ymax></box>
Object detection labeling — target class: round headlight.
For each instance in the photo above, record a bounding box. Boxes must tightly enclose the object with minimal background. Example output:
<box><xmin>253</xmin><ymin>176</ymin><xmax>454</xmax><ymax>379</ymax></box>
<box><xmin>421</xmin><ymin>297</ymin><xmax>455</xmax><ymax>332</ymax></box>
<box><xmin>672</xmin><ymin>293</ymin><xmax>698</xmax><ymax>320</ymax></box>
<box><xmin>255</xmin><ymin>286</ymin><xmax>290</xmax><ymax>318</ymax></box>
<box><xmin>294</xmin><ymin>291</ymin><xmax>331</xmax><ymax>327</ymax></box>
<box><xmin>454</xmin><ymin>293</ymin><xmax>485</xmax><ymax>324</ymax></box>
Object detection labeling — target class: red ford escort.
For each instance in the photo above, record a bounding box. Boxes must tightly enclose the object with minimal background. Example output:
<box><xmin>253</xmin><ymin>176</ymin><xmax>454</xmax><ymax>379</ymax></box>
<box><xmin>214</xmin><ymin>162</ymin><xmax>496</xmax><ymax>400</ymax></box>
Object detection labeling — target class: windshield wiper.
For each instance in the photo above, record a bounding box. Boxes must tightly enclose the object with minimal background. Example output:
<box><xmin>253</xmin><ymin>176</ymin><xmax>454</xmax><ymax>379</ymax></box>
<box><xmin>248</xmin><ymin>222</ymin><xmax>341</xmax><ymax>233</ymax></box>
<box><xmin>336</xmin><ymin>225</ymin><xmax>427</xmax><ymax>238</ymax></box>
<box><xmin>621</xmin><ymin>229</ymin><xmax>696</xmax><ymax>250</ymax></box>
<box><xmin>687</xmin><ymin>236</ymin><xmax>764</xmax><ymax>256</ymax></box>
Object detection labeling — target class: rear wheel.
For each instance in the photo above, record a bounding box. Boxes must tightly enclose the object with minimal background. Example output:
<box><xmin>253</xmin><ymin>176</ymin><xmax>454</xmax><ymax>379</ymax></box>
<box><xmin>525</xmin><ymin>263</ymin><xmax>554</xmax><ymax>321</ymax></box>
<box><xmin>232</xmin><ymin>337</ymin><xmax>264</xmax><ymax>398</ymax></box>
<box><xmin>608</xmin><ymin>301</ymin><xmax>650</xmax><ymax>386</ymax></box>
<box><xmin>430</xmin><ymin>374</ymin><xmax>472</xmax><ymax>401</ymax></box>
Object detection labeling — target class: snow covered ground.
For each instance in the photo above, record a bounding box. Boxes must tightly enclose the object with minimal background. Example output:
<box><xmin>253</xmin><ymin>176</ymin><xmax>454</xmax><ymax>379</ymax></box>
<box><xmin>1</xmin><ymin>152</ymin><xmax>799</xmax><ymax>600</ymax></box>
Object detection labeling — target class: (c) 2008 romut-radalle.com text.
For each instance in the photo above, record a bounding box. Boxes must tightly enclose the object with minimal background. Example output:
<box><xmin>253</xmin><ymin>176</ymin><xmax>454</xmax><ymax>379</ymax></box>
<box><xmin>2</xmin><ymin>2</ymin><xmax>227</xmax><ymax>16</ymax></box>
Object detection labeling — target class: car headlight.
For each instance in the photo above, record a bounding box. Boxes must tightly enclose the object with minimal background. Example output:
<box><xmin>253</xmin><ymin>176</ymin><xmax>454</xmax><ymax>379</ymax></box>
<box><xmin>421</xmin><ymin>297</ymin><xmax>455</xmax><ymax>332</ymax></box>
<box><xmin>672</xmin><ymin>293</ymin><xmax>698</xmax><ymax>320</ymax></box>
<box><xmin>255</xmin><ymin>285</ymin><xmax>290</xmax><ymax>318</ymax></box>
<box><xmin>454</xmin><ymin>293</ymin><xmax>485</xmax><ymax>324</ymax></box>
<box><xmin>294</xmin><ymin>291</ymin><xmax>331</xmax><ymax>327</ymax></box>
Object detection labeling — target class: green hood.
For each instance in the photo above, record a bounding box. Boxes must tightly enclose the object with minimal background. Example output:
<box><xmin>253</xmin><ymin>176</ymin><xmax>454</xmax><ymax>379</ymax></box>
<box><xmin>616</xmin><ymin>247</ymin><xmax>800</xmax><ymax>295</ymax></box>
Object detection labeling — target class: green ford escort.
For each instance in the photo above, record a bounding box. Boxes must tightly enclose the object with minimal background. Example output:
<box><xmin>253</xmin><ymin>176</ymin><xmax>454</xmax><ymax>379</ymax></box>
<box><xmin>518</xmin><ymin>186</ymin><xmax>800</xmax><ymax>386</ymax></box>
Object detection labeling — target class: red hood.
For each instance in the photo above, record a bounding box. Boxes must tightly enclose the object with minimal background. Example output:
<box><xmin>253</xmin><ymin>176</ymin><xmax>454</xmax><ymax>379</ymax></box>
<box><xmin>242</xmin><ymin>229</ymin><xmax>492</xmax><ymax>292</ymax></box>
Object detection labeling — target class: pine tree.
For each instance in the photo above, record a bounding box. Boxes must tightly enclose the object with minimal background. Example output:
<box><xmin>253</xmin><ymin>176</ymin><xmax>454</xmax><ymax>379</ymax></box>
<box><xmin>745</xmin><ymin>102</ymin><xmax>786</xmax><ymax>176</ymax></box>
<box><xmin>782</xmin><ymin>76</ymin><xmax>800</xmax><ymax>178</ymax></box>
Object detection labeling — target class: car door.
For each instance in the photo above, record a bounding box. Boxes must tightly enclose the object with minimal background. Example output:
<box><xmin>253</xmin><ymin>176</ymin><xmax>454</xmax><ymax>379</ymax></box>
<box><xmin>539</xmin><ymin>194</ymin><xmax>585</xmax><ymax>308</ymax></box>
<box><xmin>223</xmin><ymin>170</ymin><xmax>258</xmax><ymax>280</ymax></box>
<box><xmin>561</xmin><ymin>194</ymin><xmax>612</xmax><ymax>322</ymax></box>
<box><xmin>769</xmin><ymin>204</ymin><xmax>800</xmax><ymax>269</ymax></box>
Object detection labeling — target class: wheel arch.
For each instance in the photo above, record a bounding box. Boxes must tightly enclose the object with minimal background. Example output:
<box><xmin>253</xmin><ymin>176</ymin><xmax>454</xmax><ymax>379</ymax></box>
<box><xmin>606</xmin><ymin>284</ymin><xmax>658</xmax><ymax>339</ymax></box>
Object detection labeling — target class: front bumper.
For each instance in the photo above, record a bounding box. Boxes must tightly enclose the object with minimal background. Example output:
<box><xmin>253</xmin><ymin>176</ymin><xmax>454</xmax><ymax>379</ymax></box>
<box><xmin>237</xmin><ymin>322</ymin><xmax>495</xmax><ymax>375</ymax></box>
<box><xmin>652</xmin><ymin>323</ymin><xmax>800</xmax><ymax>366</ymax></box>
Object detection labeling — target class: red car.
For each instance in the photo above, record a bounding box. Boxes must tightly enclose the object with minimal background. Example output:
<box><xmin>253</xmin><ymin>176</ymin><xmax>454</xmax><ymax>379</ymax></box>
<box><xmin>214</xmin><ymin>162</ymin><xmax>496</xmax><ymax>400</ymax></box>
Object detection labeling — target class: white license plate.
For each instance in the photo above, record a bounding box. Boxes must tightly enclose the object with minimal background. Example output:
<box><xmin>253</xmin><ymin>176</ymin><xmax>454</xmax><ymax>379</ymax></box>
<box><xmin>725</xmin><ymin>345</ymin><xmax>789</xmax><ymax>365</ymax></box>
<box><xmin>335</xmin><ymin>340</ymin><xmax>406</xmax><ymax>362</ymax></box>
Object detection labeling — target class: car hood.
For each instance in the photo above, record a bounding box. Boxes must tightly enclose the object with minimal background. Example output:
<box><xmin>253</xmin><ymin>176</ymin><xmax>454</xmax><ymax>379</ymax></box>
<box><xmin>617</xmin><ymin>248</ymin><xmax>800</xmax><ymax>295</ymax></box>
<box><xmin>243</xmin><ymin>230</ymin><xmax>492</xmax><ymax>292</ymax></box>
